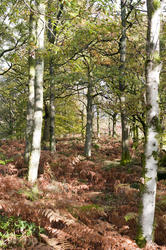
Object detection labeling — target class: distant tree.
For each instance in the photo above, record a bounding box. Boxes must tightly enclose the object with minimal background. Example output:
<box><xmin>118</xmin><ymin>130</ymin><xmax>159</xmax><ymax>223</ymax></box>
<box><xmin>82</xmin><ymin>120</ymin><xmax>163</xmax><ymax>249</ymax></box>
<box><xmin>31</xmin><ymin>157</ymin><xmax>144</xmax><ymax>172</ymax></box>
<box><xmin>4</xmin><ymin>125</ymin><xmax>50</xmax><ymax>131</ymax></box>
<box><xmin>54</xmin><ymin>95</ymin><xmax>82</xmax><ymax>137</ymax></box>
<box><xmin>84</xmin><ymin>70</ymin><xmax>94</xmax><ymax>157</ymax></box>
<box><xmin>47</xmin><ymin>0</ymin><xmax>64</xmax><ymax>152</ymax></box>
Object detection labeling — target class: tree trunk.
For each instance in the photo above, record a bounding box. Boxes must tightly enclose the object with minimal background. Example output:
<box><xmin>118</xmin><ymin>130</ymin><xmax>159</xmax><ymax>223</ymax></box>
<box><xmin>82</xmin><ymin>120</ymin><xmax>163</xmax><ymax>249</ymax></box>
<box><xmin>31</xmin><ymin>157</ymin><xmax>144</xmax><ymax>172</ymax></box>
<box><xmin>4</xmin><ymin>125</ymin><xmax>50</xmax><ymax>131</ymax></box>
<box><xmin>49</xmin><ymin>57</ymin><xmax>56</xmax><ymax>152</ymax></box>
<box><xmin>25</xmin><ymin>0</ymin><xmax>36</xmax><ymax>163</ymax></box>
<box><xmin>28</xmin><ymin>0</ymin><xmax>45</xmax><ymax>183</ymax></box>
<box><xmin>47</xmin><ymin>0</ymin><xmax>63</xmax><ymax>152</ymax></box>
<box><xmin>136</xmin><ymin>0</ymin><xmax>163</xmax><ymax>247</ymax></box>
<box><xmin>119</xmin><ymin>0</ymin><xmax>130</xmax><ymax>164</ymax></box>
<box><xmin>42</xmin><ymin>101</ymin><xmax>50</xmax><ymax>148</ymax></box>
<box><xmin>84</xmin><ymin>80</ymin><xmax>93</xmax><ymax>157</ymax></box>
<box><xmin>112</xmin><ymin>113</ymin><xmax>117</xmax><ymax>138</ymax></box>
<box><xmin>132</xmin><ymin>116</ymin><xmax>139</xmax><ymax>148</ymax></box>
<box><xmin>81</xmin><ymin>104</ymin><xmax>85</xmax><ymax>140</ymax></box>
<box><xmin>96</xmin><ymin>105</ymin><xmax>100</xmax><ymax>139</ymax></box>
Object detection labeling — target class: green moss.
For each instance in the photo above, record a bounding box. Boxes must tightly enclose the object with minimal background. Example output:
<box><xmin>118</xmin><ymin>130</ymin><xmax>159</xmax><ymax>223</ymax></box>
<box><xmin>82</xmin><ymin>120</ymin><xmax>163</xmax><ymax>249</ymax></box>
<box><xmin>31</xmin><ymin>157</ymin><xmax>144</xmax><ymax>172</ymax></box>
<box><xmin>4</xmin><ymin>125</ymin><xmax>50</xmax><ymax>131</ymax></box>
<box><xmin>153</xmin><ymin>0</ymin><xmax>161</xmax><ymax>11</ymax></box>
<box><xmin>136</xmin><ymin>199</ymin><xmax>146</xmax><ymax>248</ymax></box>
<box><xmin>136</xmin><ymin>232</ymin><xmax>147</xmax><ymax>248</ymax></box>
<box><xmin>78</xmin><ymin>204</ymin><xmax>103</xmax><ymax>212</ymax></box>
<box><xmin>144</xmin><ymin>176</ymin><xmax>152</xmax><ymax>184</ymax></box>
<box><xmin>136</xmin><ymin>216</ymin><xmax>156</xmax><ymax>248</ymax></box>
<box><xmin>152</xmin><ymin>150</ymin><xmax>158</xmax><ymax>161</ymax></box>
<box><xmin>18</xmin><ymin>184</ymin><xmax>40</xmax><ymax>201</ymax></box>
<box><xmin>141</xmin><ymin>153</ymin><xmax>146</xmax><ymax>168</ymax></box>
<box><xmin>154</xmin><ymin>54</ymin><xmax>161</xmax><ymax>64</ymax></box>
<box><xmin>121</xmin><ymin>152</ymin><xmax>131</xmax><ymax>165</ymax></box>
<box><xmin>93</xmin><ymin>143</ymin><xmax>100</xmax><ymax>150</ymax></box>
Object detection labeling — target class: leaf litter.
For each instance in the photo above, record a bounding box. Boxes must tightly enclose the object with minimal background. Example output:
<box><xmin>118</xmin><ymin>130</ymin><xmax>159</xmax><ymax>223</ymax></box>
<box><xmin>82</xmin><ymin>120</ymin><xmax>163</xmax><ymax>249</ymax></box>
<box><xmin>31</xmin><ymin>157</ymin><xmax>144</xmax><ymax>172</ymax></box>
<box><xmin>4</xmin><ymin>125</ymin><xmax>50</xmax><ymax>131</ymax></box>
<box><xmin>0</xmin><ymin>138</ymin><xmax>165</xmax><ymax>249</ymax></box>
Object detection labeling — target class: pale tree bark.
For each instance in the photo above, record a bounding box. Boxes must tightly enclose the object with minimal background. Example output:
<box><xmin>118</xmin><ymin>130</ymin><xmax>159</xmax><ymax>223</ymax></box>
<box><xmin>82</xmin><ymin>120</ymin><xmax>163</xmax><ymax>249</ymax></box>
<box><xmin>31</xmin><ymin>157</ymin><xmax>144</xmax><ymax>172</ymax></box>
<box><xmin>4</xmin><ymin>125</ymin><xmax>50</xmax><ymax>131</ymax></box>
<box><xmin>137</xmin><ymin>0</ymin><xmax>163</xmax><ymax>247</ymax></box>
<box><xmin>119</xmin><ymin>0</ymin><xmax>130</xmax><ymax>164</ymax></box>
<box><xmin>96</xmin><ymin>105</ymin><xmax>100</xmax><ymax>139</ymax></box>
<box><xmin>84</xmin><ymin>80</ymin><xmax>93</xmax><ymax>157</ymax></box>
<box><xmin>28</xmin><ymin>0</ymin><xmax>45</xmax><ymax>183</ymax></box>
<box><xmin>25</xmin><ymin>0</ymin><xmax>36</xmax><ymax>163</ymax></box>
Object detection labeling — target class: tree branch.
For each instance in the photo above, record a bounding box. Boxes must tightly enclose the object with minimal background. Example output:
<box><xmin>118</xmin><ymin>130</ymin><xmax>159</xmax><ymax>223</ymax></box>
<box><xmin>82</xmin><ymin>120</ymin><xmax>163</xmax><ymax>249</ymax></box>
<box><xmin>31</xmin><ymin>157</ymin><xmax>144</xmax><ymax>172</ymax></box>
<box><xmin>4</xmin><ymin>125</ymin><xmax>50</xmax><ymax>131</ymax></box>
<box><xmin>0</xmin><ymin>63</ymin><xmax>13</xmax><ymax>75</ymax></box>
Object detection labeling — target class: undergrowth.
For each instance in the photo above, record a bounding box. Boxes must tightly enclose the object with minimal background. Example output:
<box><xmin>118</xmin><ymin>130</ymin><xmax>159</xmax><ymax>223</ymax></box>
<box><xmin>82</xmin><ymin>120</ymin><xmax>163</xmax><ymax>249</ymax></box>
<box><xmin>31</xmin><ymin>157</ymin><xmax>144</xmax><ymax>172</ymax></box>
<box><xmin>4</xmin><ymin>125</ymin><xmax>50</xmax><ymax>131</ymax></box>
<box><xmin>0</xmin><ymin>138</ymin><xmax>165</xmax><ymax>249</ymax></box>
<box><xmin>0</xmin><ymin>213</ymin><xmax>44</xmax><ymax>248</ymax></box>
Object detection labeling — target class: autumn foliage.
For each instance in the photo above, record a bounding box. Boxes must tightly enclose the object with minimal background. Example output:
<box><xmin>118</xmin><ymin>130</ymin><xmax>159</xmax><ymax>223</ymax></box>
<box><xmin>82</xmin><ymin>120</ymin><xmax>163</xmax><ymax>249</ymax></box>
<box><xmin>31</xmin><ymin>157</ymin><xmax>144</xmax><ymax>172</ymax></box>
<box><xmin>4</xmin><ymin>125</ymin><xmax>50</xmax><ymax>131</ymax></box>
<box><xmin>0</xmin><ymin>138</ymin><xmax>166</xmax><ymax>249</ymax></box>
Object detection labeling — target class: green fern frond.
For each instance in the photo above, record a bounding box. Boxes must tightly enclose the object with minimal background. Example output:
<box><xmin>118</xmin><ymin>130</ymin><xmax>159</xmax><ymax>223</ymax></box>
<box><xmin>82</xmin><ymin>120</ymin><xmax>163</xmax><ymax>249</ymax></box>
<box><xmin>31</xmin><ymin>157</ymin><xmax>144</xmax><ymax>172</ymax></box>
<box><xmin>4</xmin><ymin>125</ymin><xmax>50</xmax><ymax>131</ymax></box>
<box><xmin>124</xmin><ymin>212</ymin><xmax>138</xmax><ymax>222</ymax></box>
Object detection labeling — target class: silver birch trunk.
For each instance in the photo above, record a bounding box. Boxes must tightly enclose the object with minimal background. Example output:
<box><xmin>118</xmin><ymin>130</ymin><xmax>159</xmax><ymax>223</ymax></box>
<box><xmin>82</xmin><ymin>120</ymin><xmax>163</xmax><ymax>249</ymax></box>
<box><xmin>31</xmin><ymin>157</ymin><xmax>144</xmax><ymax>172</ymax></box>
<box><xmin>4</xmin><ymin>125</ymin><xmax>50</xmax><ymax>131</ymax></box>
<box><xmin>25</xmin><ymin>0</ymin><xmax>36</xmax><ymax>163</ymax></box>
<box><xmin>84</xmin><ymin>80</ymin><xmax>93</xmax><ymax>157</ymax></box>
<box><xmin>119</xmin><ymin>0</ymin><xmax>130</xmax><ymax>164</ymax></box>
<box><xmin>137</xmin><ymin>0</ymin><xmax>163</xmax><ymax>247</ymax></box>
<box><xmin>28</xmin><ymin>0</ymin><xmax>45</xmax><ymax>183</ymax></box>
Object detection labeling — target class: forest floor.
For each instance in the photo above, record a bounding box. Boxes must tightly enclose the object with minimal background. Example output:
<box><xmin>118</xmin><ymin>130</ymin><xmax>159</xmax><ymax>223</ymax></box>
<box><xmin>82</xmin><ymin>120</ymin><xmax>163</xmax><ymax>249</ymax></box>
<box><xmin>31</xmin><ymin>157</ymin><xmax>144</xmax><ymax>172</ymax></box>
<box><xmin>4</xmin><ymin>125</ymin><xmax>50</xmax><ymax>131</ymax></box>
<box><xmin>0</xmin><ymin>137</ymin><xmax>166</xmax><ymax>249</ymax></box>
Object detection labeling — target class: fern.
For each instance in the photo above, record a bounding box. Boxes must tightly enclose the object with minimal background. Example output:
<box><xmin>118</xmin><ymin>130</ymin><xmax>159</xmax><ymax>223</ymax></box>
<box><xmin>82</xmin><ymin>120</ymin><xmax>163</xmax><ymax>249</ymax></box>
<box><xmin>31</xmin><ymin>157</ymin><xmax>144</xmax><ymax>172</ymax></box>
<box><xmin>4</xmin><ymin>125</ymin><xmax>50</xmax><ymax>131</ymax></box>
<box><xmin>124</xmin><ymin>212</ymin><xmax>138</xmax><ymax>222</ymax></box>
<box><xmin>42</xmin><ymin>208</ymin><xmax>75</xmax><ymax>225</ymax></box>
<box><xmin>40</xmin><ymin>233</ymin><xmax>74</xmax><ymax>250</ymax></box>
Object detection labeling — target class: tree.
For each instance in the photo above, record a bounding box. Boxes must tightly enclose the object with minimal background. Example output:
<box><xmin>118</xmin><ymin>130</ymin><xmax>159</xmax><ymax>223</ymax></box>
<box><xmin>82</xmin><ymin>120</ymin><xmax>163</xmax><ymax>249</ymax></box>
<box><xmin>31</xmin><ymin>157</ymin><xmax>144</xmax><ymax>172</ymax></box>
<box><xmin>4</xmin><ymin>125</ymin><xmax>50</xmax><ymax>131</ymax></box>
<box><xmin>119</xmin><ymin>0</ymin><xmax>131</xmax><ymax>164</ymax></box>
<box><xmin>0</xmin><ymin>0</ymin><xmax>28</xmax><ymax>75</ymax></box>
<box><xmin>47</xmin><ymin>0</ymin><xmax>64</xmax><ymax>152</ymax></box>
<box><xmin>84</xmin><ymin>70</ymin><xmax>94</xmax><ymax>157</ymax></box>
<box><xmin>25</xmin><ymin>0</ymin><xmax>36</xmax><ymax>163</ymax></box>
<box><xmin>136</xmin><ymin>0</ymin><xmax>163</xmax><ymax>247</ymax></box>
<box><xmin>28</xmin><ymin>0</ymin><xmax>46</xmax><ymax>183</ymax></box>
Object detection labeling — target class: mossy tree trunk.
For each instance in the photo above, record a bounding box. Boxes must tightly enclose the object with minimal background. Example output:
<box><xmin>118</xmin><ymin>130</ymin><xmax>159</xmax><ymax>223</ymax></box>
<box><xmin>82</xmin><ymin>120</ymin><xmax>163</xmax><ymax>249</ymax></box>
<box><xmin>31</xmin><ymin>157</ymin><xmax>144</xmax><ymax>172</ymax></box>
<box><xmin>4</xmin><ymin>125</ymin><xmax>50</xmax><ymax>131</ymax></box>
<box><xmin>28</xmin><ymin>0</ymin><xmax>45</xmax><ymax>183</ymax></box>
<box><xmin>119</xmin><ymin>0</ymin><xmax>130</xmax><ymax>164</ymax></box>
<box><xmin>136</xmin><ymin>0</ymin><xmax>163</xmax><ymax>247</ymax></box>
<box><xmin>25</xmin><ymin>0</ymin><xmax>36</xmax><ymax>163</ymax></box>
